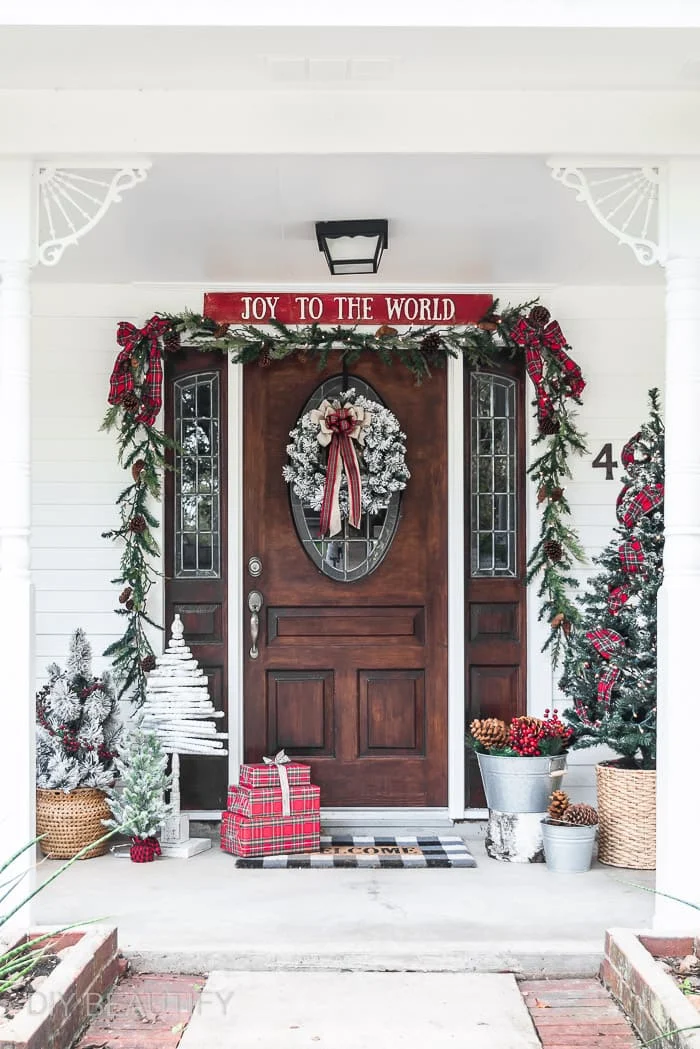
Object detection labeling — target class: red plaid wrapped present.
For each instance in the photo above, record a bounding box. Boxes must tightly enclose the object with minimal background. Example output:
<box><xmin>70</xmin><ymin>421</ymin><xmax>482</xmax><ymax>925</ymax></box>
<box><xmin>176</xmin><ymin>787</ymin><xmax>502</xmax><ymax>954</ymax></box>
<box><xmin>239</xmin><ymin>759</ymin><xmax>311</xmax><ymax>788</ymax></box>
<box><xmin>220</xmin><ymin>809</ymin><xmax>320</xmax><ymax>858</ymax></box>
<box><xmin>228</xmin><ymin>783</ymin><xmax>320</xmax><ymax>819</ymax></box>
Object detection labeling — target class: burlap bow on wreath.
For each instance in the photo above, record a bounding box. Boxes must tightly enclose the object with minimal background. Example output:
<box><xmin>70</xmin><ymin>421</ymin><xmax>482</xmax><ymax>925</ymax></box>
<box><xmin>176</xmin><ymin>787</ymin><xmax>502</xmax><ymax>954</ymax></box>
<box><xmin>311</xmin><ymin>399</ymin><xmax>372</xmax><ymax>538</ymax></box>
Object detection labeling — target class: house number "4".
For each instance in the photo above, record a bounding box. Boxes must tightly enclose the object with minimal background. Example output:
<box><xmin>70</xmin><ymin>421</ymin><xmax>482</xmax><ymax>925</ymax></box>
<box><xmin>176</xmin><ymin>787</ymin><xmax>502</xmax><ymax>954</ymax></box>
<box><xmin>592</xmin><ymin>443</ymin><xmax>619</xmax><ymax>480</ymax></box>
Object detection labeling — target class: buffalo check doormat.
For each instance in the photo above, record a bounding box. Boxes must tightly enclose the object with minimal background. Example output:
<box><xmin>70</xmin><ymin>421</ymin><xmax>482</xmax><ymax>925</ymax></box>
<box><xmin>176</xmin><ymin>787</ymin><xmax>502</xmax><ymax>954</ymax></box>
<box><xmin>233</xmin><ymin>835</ymin><xmax>477</xmax><ymax>868</ymax></box>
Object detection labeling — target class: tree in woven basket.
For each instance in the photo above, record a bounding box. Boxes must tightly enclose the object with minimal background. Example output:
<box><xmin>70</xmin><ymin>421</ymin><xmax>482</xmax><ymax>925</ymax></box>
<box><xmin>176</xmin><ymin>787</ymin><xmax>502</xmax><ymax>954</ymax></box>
<box><xmin>560</xmin><ymin>391</ymin><xmax>664</xmax><ymax>770</ymax></box>
<box><xmin>36</xmin><ymin>629</ymin><xmax>122</xmax><ymax>791</ymax></box>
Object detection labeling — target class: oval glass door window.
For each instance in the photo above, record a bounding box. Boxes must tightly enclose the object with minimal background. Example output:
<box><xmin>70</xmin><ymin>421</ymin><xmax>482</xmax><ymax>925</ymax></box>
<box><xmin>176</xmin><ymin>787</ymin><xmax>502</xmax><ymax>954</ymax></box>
<box><xmin>289</xmin><ymin>375</ymin><xmax>402</xmax><ymax>582</ymax></box>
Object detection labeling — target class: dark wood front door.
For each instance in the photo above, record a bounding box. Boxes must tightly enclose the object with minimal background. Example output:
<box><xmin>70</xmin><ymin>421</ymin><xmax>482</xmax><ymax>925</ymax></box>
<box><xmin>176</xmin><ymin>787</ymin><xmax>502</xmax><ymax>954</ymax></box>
<box><xmin>243</xmin><ymin>355</ymin><xmax>447</xmax><ymax>807</ymax></box>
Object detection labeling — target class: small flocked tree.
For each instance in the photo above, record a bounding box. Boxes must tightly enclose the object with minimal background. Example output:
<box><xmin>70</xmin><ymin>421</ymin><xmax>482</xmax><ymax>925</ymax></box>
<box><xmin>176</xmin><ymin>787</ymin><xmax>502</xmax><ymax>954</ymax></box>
<box><xmin>560</xmin><ymin>390</ymin><xmax>664</xmax><ymax>769</ymax></box>
<box><xmin>36</xmin><ymin>629</ymin><xmax>122</xmax><ymax>791</ymax></box>
<box><xmin>104</xmin><ymin>727</ymin><xmax>170</xmax><ymax>859</ymax></box>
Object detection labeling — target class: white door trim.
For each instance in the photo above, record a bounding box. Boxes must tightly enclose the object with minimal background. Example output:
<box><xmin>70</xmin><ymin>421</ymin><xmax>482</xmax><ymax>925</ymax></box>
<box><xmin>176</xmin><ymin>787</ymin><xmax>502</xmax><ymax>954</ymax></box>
<box><xmin>227</xmin><ymin>356</ymin><xmax>245</xmax><ymax>785</ymax></box>
<box><xmin>226</xmin><ymin>315</ymin><xmax>466</xmax><ymax>812</ymax></box>
<box><xmin>446</xmin><ymin>353</ymin><xmax>466</xmax><ymax>819</ymax></box>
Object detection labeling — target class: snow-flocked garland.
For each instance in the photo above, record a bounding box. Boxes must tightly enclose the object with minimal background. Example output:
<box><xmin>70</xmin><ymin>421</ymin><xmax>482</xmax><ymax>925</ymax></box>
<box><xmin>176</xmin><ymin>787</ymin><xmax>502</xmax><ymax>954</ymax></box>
<box><xmin>283</xmin><ymin>389</ymin><xmax>410</xmax><ymax>526</ymax></box>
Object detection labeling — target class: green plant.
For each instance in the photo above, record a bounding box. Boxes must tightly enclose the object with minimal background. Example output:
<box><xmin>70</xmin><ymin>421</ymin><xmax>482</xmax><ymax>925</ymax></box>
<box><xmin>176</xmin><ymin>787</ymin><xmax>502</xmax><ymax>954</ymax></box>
<box><xmin>0</xmin><ymin>830</ymin><xmax>114</xmax><ymax>994</ymax></box>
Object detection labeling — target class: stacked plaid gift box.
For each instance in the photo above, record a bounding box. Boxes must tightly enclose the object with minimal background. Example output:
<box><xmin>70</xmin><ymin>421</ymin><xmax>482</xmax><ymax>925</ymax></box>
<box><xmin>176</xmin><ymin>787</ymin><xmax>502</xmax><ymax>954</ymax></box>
<box><xmin>221</xmin><ymin>750</ymin><xmax>320</xmax><ymax>858</ymax></box>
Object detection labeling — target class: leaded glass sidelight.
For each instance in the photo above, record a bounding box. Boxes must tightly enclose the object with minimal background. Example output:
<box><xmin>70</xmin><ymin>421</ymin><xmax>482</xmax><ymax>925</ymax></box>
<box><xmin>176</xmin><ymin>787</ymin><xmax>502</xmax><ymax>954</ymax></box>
<box><xmin>174</xmin><ymin>372</ymin><xmax>220</xmax><ymax>578</ymax></box>
<box><xmin>289</xmin><ymin>375</ymin><xmax>401</xmax><ymax>583</ymax></box>
<box><xmin>470</xmin><ymin>373</ymin><xmax>517</xmax><ymax>577</ymax></box>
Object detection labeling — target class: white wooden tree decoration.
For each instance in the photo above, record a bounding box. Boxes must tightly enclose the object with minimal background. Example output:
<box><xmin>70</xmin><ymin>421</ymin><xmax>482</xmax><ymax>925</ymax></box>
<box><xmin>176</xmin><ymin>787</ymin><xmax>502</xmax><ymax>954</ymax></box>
<box><xmin>141</xmin><ymin>613</ymin><xmax>228</xmax><ymax>857</ymax></box>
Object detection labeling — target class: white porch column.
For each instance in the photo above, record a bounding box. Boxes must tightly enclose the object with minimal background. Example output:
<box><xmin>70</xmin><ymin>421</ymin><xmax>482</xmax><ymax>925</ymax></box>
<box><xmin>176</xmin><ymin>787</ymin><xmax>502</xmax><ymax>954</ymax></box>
<box><xmin>655</xmin><ymin>159</ymin><xmax>700</xmax><ymax>929</ymax></box>
<box><xmin>0</xmin><ymin>161</ymin><xmax>35</xmax><ymax>890</ymax></box>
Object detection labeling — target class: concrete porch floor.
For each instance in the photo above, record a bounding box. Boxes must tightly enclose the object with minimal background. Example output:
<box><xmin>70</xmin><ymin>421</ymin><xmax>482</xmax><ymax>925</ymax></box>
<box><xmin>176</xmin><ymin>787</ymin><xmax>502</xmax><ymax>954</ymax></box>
<box><xmin>34</xmin><ymin>833</ymin><xmax>655</xmax><ymax>977</ymax></box>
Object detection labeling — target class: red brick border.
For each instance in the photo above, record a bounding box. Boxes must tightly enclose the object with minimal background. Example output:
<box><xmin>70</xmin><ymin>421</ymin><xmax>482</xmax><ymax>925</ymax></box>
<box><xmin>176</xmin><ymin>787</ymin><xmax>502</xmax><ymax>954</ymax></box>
<box><xmin>0</xmin><ymin>925</ymin><xmax>119</xmax><ymax>1049</ymax></box>
<box><xmin>522</xmin><ymin>978</ymin><xmax>640</xmax><ymax>1047</ymax></box>
<box><xmin>76</xmin><ymin>972</ymin><xmax>204</xmax><ymax>1049</ymax></box>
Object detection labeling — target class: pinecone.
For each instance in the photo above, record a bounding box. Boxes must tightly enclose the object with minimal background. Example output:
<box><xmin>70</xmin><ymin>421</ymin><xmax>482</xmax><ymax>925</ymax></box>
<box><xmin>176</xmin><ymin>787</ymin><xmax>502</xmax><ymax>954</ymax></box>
<box><xmin>258</xmin><ymin>343</ymin><xmax>272</xmax><ymax>368</ymax></box>
<box><xmin>513</xmin><ymin>715</ymin><xmax>543</xmax><ymax>732</ymax></box>
<box><xmin>121</xmin><ymin>391</ymin><xmax>140</xmax><ymax>414</ymax></box>
<box><xmin>529</xmin><ymin>305</ymin><xmax>551</xmax><ymax>328</ymax></box>
<box><xmin>539</xmin><ymin>414</ymin><xmax>561</xmax><ymax>436</ymax></box>
<box><xmin>125</xmin><ymin>599</ymin><xmax>135</xmax><ymax>611</ymax></box>
<box><xmin>543</xmin><ymin>539</ymin><xmax>563</xmax><ymax>563</ymax></box>
<box><xmin>548</xmin><ymin>790</ymin><xmax>570</xmax><ymax>821</ymax></box>
<box><xmin>118</xmin><ymin>586</ymin><xmax>133</xmax><ymax>605</ymax></box>
<box><xmin>131</xmin><ymin>459</ymin><xmax>146</xmax><ymax>483</ymax></box>
<box><xmin>140</xmin><ymin>654</ymin><xmax>156</xmax><ymax>673</ymax></box>
<box><xmin>563</xmin><ymin>803</ymin><xmax>598</xmax><ymax>826</ymax></box>
<box><xmin>376</xmin><ymin>324</ymin><xmax>398</xmax><ymax>338</ymax></box>
<box><xmin>420</xmin><ymin>332</ymin><xmax>442</xmax><ymax>358</ymax></box>
<box><xmin>214</xmin><ymin>322</ymin><xmax>230</xmax><ymax>338</ymax></box>
<box><xmin>550</xmin><ymin>487</ymin><xmax>564</xmax><ymax>502</ymax></box>
<box><xmin>129</xmin><ymin>514</ymin><xmax>147</xmax><ymax>534</ymax></box>
<box><xmin>550</xmin><ymin>612</ymin><xmax>565</xmax><ymax>629</ymax></box>
<box><xmin>469</xmin><ymin>717</ymin><xmax>509</xmax><ymax>751</ymax></box>
<box><xmin>163</xmin><ymin>327</ymin><xmax>181</xmax><ymax>353</ymax></box>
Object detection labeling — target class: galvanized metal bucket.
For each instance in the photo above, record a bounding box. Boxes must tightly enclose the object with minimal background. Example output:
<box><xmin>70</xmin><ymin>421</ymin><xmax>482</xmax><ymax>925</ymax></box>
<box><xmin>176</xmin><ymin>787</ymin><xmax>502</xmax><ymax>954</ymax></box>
<box><xmin>541</xmin><ymin>820</ymin><xmax>597</xmax><ymax>873</ymax></box>
<box><xmin>476</xmin><ymin>752</ymin><xmax>567</xmax><ymax>813</ymax></box>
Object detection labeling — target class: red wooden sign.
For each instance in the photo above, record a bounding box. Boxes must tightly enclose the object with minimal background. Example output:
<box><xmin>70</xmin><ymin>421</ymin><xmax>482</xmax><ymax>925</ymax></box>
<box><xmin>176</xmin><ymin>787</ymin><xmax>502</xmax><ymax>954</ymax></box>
<box><xmin>204</xmin><ymin>292</ymin><xmax>492</xmax><ymax>326</ymax></box>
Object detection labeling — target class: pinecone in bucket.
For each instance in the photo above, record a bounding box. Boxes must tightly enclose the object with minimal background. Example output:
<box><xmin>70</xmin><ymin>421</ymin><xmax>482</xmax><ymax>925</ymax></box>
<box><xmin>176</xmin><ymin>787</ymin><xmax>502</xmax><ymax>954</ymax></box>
<box><xmin>563</xmin><ymin>803</ymin><xmax>598</xmax><ymax>826</ymax></box>
<box><xmin>547</xmin><ymin>790</ymin><xmax>570</xmax><ymax>822</ymax></box>
<box><xmin>469</xmin><ymin>717</ymin><xmax>509</xmax><ymax>751</ymax></box>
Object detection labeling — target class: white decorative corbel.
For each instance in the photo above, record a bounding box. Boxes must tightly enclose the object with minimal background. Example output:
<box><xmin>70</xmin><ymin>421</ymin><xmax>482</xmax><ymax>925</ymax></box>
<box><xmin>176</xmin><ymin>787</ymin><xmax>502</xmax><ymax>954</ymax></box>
<box><xmin>547</xmin><ymin>159</ymin><xmax>665</xmax><ymax>266</ymax></box>
<box><xmin>35</xmin><ymin>160</ymin><xmax>151</xmax><ymax>266</ymax></box>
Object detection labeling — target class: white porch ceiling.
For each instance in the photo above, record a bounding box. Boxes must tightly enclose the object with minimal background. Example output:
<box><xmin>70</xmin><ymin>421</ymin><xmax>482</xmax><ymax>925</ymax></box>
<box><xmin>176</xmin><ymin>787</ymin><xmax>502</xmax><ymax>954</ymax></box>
<box><xmin>33</xmin><ymin>154</ymin><xmax>663</xmax><ymax>286</ymax></box>
<box><xmin>3</xmin><ymin>26</ymin><xmax>700</xmax><ymax>91</ymax></box>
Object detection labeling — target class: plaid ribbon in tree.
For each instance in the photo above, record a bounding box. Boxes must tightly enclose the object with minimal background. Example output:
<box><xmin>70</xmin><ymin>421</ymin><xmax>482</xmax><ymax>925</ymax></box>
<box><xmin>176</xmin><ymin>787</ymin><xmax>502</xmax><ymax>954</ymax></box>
<box><xmin>597</xmin><ymin>664</ymin><xmax>621</xmax><ymax>705</ymax></box>
<box><xmin>108</xmin><ymin>316</ymin><xmax>170</xmax><ymax>426</ymax></box>
<box><xmin>619</xmin><ymin>538</ymin><xmax>645</xmax><ymax>573</ymax></box>
<box><xmin>586</xmin><ymin>628</ymin><xmax>625</xmax><ymax>660</ymax></box>
<box><xmin>510</xmin><ymin>309</ymin><xmax>585</xmax><ymax>426</ymax></box>
<box><xmin>608</xmin><ymin>585</ymin><xmax>630</xmax><ymax>615</ymax></box>
<box><xmin>617</xmin><ymin>483</ymin><xmax>664</xmax><ymax>529</ymax></box>
<box><xmin>621</xmin><ymin>430</ymin><xmax>650</xmax><ymax>474</ymax></box>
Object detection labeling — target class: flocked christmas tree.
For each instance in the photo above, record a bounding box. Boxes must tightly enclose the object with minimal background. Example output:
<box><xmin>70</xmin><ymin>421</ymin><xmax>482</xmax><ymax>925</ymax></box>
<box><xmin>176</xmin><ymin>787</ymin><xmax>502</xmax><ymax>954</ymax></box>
<box><xmin>105</xmin><ymin>727</ymin><xmax>170</xmax><ymax>836</ymax></box>
<box><xmin>560</xmin><ymin>390</ymin><xmax>664</xmax><ymax>769</ymax></box>
<box><xmin>104</xmin><ymin>727</ymin><xmax>171</xmax><ymax>861</ymax></box>
<box><xmin>36</xmin><ymin>629</ymin><xmax>122</xmax><ymax>791</ymax></box>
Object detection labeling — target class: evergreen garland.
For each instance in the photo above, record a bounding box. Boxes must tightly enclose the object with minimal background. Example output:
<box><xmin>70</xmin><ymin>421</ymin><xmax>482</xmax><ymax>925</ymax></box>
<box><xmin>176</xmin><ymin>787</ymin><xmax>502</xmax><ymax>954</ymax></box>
<box><xmin>102</xmin><ymin>300</ymin><xmax>587</xmax><ymax>704</ymax></box>
<box><xmin>560</xmin><ymin>390</ymin><xmax>664</xmax><ymax>769</ymax></box>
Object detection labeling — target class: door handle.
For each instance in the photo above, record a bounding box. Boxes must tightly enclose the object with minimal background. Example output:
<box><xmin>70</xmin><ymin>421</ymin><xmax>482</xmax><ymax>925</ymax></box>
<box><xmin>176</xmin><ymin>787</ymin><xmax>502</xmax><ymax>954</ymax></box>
<box><xmin>248</xmin><ymin>590</ymin><xmax>263</xmax><ymax>659</ymax></box>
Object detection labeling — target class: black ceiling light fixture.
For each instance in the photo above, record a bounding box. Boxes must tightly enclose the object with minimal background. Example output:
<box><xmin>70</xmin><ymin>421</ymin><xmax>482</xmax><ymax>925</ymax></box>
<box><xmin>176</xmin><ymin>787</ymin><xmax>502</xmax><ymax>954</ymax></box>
<box><xmin>315</xmin><ymin>219</ymin><xmax>388</xmax><ymax>276</ymax></box>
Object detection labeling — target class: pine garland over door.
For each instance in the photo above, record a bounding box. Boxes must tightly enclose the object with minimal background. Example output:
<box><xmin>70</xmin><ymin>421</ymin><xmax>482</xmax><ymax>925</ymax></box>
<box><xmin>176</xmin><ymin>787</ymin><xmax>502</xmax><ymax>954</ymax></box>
<box><xmin>101</xmin><ymin>300</ymin><xmax>588</xmax><ymax>705</ymax></box>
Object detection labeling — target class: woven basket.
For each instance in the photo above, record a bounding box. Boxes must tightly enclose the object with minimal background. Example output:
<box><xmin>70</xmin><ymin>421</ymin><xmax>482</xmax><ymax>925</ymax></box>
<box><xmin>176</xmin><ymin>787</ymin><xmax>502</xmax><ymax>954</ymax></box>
<box><xmin>36</xmin><ymin>787</ymin><xmax>111</xmax><ymax>860</ymax></box>
<box><xmin>596</xmin><ymin>761</ymin><xmax>656</xmax><ymax>869</ymax></box>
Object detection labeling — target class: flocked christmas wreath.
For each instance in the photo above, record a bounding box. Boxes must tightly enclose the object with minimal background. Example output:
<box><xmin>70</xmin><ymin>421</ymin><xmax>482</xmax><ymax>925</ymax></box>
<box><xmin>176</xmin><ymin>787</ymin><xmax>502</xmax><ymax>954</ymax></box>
<box><xmin>283</xmin><ymin>388</ymin><xmax>410</xmax><ymax>536</ymax></box>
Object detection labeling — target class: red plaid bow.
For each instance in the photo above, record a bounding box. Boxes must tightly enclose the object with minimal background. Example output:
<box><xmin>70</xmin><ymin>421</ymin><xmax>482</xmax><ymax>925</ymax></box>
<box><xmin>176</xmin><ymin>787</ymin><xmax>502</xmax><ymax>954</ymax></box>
<box><xmin>597</xmin><ymin>665</ymin><xmax>620</xmax><ymax>705</ymax></box>
<box><xmin>108</xmin><ymin>316</ymin><xmax>170</xmax><ymax>426</ymax></box>
<box><xmin>621</xmin><ymin>431</ymin><xmax>646</xmax><ymax>473</ymax></box>
<box><xmin>617</xmin><ymin>483</ymin><xmax>664</xmax><ymax>529</ymax></box>
<box><xmin>586</xmin><ymin>628</ymin><xmax>625</xmax><ymax>660</ymax></box>
<box><xmin>510</xmin><ymin>311</ymin><xmax>585</xmax><ymax>426</ymax></box>
<box><xmin>619</xmin><ymin>538</ymin><xmax>645</xmax><ymax>573</ymax></box>
<box><xmin>608</xmin><ymin>586</ymin><xmax>629</xmax><ymax>615</ymax></box>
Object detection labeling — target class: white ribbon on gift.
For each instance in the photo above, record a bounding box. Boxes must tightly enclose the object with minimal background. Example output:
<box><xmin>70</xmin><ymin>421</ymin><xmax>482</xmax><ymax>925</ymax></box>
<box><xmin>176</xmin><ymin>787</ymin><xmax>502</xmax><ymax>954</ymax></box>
<box><xmin>263</xmin><ymin>748</ymin><xmax>292</xmax><ymax>816</ymax></box>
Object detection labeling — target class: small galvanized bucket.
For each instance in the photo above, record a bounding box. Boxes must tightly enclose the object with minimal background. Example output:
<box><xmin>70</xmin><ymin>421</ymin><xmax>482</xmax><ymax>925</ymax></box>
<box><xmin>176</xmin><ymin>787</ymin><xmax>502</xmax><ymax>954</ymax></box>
<box><xmin>476</xmin><ymin>752</ymin><xmax>567</xmax><ymax>814</ymax></box>
<box><xmin>541</xmin><ymin>820</ymin><xmax>597</xmax><ymax>873</ymax></box>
